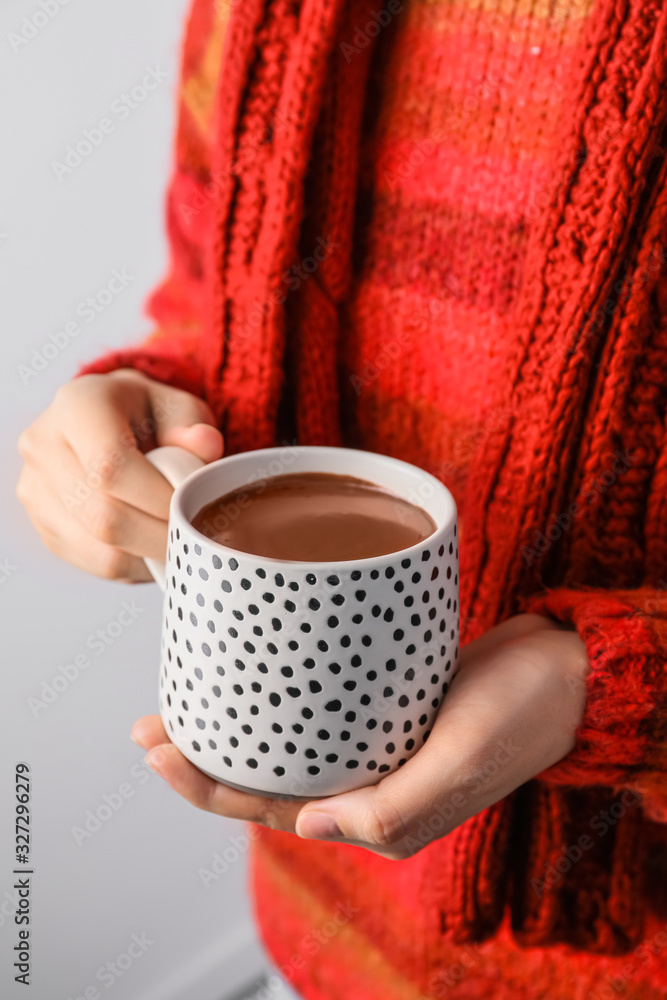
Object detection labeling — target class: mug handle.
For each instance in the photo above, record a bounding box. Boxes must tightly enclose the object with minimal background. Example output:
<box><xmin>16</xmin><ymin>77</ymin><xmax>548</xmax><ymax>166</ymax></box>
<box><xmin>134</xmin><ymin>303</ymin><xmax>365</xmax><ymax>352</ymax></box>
<box><xmin>143</xmin><ymin>446</ymin><xmax>207</xmax><ymax>590</ymax></box>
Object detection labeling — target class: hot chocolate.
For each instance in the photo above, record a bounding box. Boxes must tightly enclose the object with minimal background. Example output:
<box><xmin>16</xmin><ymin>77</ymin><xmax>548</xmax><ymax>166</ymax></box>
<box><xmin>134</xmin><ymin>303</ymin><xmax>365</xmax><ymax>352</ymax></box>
<box><xmin>191</xmin><ymin>472</ymin><xmax>436</xmax><ymax>561</ymax></box>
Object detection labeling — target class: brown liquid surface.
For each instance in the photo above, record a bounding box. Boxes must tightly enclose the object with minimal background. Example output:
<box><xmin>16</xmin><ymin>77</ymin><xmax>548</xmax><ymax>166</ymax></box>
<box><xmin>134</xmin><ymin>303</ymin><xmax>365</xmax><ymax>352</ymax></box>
<box><xmin>191</xmin><ymin>472</ymin><xmax>436</xmax><ymax>561</ymax></box>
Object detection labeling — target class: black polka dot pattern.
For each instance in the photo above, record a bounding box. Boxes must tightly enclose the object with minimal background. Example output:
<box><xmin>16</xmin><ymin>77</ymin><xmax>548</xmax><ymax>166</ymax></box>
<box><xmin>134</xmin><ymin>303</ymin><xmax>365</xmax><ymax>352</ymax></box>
<box><xmin>158</xmin><ymin>517</ymin><xmax>459</xmax><ymax>798</ymax></box>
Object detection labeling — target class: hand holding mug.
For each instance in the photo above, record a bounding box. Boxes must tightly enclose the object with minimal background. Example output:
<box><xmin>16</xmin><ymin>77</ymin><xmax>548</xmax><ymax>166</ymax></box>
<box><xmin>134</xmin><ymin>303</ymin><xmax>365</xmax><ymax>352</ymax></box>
<box><xmin>16</xmin><ymin>369</ymin><xmax>223</xmax><ymax>580</ymax></box>
<box><xmin>132</xmin><ymin>614</ymin><xmax>588</xmax><ymax>859</ymax></box>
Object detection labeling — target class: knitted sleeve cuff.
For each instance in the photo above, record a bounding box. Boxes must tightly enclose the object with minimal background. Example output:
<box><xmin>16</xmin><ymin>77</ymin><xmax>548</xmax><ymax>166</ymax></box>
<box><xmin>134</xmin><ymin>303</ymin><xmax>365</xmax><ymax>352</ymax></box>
<box><xmin>77</xmin><ymin>333</ymin><xmax>206</xmax><ymax>400</ymax></box>
<box><xmin>523</xmin><ymin>588</ymin><xmax>667</xmax><ymax>820</ymax></box>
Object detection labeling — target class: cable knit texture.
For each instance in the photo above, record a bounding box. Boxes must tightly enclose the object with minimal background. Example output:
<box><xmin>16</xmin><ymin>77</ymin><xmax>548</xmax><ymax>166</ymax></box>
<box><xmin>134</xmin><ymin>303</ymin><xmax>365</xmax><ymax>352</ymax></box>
<box><xmin>80</xmin><ymin>0</ymin><xmax>667</xmax><ymax>996</ymax></box>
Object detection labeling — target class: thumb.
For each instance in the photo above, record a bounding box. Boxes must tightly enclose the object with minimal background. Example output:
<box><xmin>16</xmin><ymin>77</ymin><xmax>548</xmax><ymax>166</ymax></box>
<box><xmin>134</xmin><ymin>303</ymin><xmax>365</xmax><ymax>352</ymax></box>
<box><xmin>294</xmin><ymin>745</ymin><xmax>447</xmax><ymax>857</ymax></box>
<box><xmin>293</xmin><ymin>693</ymin><xmax>506</xmax><ymax>858</ymax></box>
<box><xmin>149</xmin><ymin>384</ymin><xmax>224</xmax><ymax>464</ymax></box>
<box><xmin>161</xmin><ymin>423</ymin><xmax>224</xmax><ymax>465</ymax></box>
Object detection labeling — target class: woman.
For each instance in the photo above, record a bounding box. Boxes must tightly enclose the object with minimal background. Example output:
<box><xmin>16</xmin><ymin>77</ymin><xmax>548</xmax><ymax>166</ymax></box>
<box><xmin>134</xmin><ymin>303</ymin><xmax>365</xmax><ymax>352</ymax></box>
<box><xmin>16</xmin><ymin>0</ymin><xmax>667</xmax><ymax>997</ymax></box>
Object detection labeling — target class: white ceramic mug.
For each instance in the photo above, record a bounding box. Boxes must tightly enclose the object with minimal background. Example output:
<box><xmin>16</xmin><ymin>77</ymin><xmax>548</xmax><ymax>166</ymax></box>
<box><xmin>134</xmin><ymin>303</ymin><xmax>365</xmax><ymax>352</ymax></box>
<box><xmin>145</xmin><ymin>445</ymin><xmax>459</xmax><ymax>799</ymax></box>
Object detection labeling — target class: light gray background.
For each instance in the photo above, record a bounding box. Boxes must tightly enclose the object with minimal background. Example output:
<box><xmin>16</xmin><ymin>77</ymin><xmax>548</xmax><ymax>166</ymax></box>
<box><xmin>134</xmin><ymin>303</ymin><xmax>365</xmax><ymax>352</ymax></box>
<box><xmin>0</xmin><ymin>2</ymin><xmax>297</xmax><ymax>998</ymax></box>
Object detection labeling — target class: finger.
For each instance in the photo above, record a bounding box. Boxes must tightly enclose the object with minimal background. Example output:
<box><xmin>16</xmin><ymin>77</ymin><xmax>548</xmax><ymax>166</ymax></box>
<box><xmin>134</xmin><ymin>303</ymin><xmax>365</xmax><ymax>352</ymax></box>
<box><xmin>138</xmin><ymin>374</ymin><xmax>224</xmax><ymax>463</ymax></box>
<box><xmin>132</xmin><ymin>718</ymin><xmax>305</xmax><ymax>829</ymax></box>
<box><xmin>294</xmin><ymin>622</ymin><xmax>576</xmax><ymax>856</ymax></box>
<box><xmin>160</xmin><ymin>423</ymin><xmax>224</xmax><ymax>464</ymax></box>
<box><xmin>58</xmin><ymin>376</ymin><xmax>176</xmax><ymax>520</ymax></box>
<box><xmin>19</xmin><ymin>460</ymin><xmax>148</xmax><ymax>580</ymax></box>
<box><xmin>294</xmin><ymin>738</ymin><xmax>455</xmax><ymax>858</ymax></box>
<box><xmin>142</xmin><ymin>739</ymin><xmax>304</xmax><ymax>831</ymax></box>
<box><xmin>294</xmin><ymin>647</ymin><xmax>523</xmax><ymax>856</ymax></box>
<box><xmin>32</xmin><ymin>437</ymin><xmax>170</xmax><ymax>562</ymax></box>
<box><xmin>34</xmin><ymin>505</ymin><xmax>153</xmax><ymax>581</ymax></box>
<box><xmin>131</xmin><ymin>714</ymin><xmax>168</xmax><ymax>750</ymax></box>
<box><xmin>459</xmin><ymin>613</ymin><xmax>559</xmax><ymax>666</ymax></box>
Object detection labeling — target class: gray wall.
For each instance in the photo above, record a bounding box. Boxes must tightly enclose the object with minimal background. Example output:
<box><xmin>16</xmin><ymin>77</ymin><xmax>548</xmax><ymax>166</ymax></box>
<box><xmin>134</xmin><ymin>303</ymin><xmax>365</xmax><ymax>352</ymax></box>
<box><xmin>0</xmin><ymin>3</ymin><xmax>289</xmax><ymax>997</ymax></box>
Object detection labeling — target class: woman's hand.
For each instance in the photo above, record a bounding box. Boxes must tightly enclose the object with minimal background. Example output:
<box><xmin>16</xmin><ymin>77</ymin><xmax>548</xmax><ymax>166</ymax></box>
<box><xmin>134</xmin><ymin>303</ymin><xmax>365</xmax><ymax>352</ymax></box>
<box><xmin>132</xmin><ymin>613</ymin><xmax>588</xmax><ymax>859</ymax></box>
<box><xmin>16</xmin><ymin>369</ymin><xmax>223</xmax><ymax>581</ymax></box>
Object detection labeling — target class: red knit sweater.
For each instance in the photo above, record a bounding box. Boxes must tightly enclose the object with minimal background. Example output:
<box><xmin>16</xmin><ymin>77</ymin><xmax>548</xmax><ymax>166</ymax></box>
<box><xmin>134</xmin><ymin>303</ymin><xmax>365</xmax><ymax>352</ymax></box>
<box><xmin>82</xmin><ymin>0</ymin><xmax>667</xmax><ymax>996</ymax></box>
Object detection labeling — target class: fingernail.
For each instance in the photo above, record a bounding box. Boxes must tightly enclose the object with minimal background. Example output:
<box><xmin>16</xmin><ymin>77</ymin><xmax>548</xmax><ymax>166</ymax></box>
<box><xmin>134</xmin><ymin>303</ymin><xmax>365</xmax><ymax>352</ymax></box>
<box><xmin>144</xmin><ymin>752</ymin><xmax>164</xmax><ymax>776</ymax></box>
<box><xmin>297</xmin><ymin>812</ymin><xmax>342</xmax><ymax>840</ymax></box>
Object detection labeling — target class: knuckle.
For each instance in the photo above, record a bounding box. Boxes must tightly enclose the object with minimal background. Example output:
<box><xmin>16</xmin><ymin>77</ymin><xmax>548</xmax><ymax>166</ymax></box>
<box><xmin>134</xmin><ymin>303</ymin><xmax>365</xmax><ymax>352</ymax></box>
<box><xmin>360</xmin><ymin>795</ymin><xmax>409</xmax><ymax>848</ymax></box>
<box><xmin>96</xmin><ymin>545</ymin><xmax>130</xmax><ymax>581</ymax></box>
<box><xmin>16</xmin><ymin>471</ymin><xmax>41</xmax><ymax>516</ymax></box>
<box><xmin>55</xmin><ymin>374</ymin><xmax>114</xmax><ymax>414</ymax></box>
<box><xmin>52</xmin><ymin>381</ymin><xmax>71</xmax><ymax>403</ymax></box>
<box><xmin>146</xmin><ymin>744</ymin><xmax>172</xmax><ymax>772</ymax></box>
<box><xmin>17</xmin><ymin>427</ymin><xmax>34</xmax><ymax>459</ymax></box>
<box><xmin>83</xmin><ymin>495</ymin><xmax>125</xmax><ymax>546</ymax></box>
<box><xmin>149</xmin><ymin>383</ymin><xmax>210</xmax><ymax>429</ymax></box>
<box><xmin>188</xmin><ymin>395</ymin><xmax>214</xmax><ymax>423</ymax></box>
<box><xmin>15</xmin><ymin>472</ymin><xmax>30</xmax><ymax>506</ymax></box>
<box><xmin>88</xmin><ymin>446</ymin><xmax>125</xmax><ymax>488</ymax></box>
<box><xmin>111</xmin><ymin>367</ymin><xmax>148</xmax><ymax>384</ymax></box>
<box><xmin>256</xmin><ymin>801</ymin><xmax>286</xmax><ymax>830</ymax></box>
<box><xmin>58</xmin><ymin>374</ymin><xmax>96</xmax><ymax>396</ymax></box>
<box><xmin>53</xmin><ymin>378</ymin><xmax>83</xmax><ymax>407</ymax></box>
